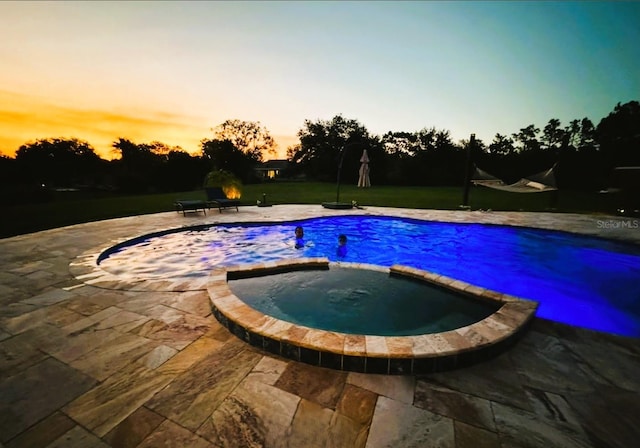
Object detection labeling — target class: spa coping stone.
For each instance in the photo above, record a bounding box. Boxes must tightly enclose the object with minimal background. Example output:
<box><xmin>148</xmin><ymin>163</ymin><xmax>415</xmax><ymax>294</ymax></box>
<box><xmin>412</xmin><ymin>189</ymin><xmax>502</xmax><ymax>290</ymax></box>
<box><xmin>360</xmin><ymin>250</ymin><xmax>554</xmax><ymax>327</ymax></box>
<box><xmin>207</xmin><ymin>258</ymin><xmax>538</xmax><ymax>374</ymax></box>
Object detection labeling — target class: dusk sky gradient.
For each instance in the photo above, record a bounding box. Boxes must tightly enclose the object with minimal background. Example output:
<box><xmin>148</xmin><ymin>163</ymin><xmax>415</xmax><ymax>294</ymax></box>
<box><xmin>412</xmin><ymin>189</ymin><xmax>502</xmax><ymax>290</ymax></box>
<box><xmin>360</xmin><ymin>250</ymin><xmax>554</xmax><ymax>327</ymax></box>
<box><xmin>1</xmin><ymin>1</ymin><xmax>638</xmax><ymax>160</ymax></box>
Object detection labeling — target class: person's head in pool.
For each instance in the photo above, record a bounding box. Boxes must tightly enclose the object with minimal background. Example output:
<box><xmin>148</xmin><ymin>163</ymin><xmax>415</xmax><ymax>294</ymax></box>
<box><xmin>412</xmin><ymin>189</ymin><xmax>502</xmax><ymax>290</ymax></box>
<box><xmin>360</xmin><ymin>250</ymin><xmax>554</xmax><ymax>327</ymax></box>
<box><xmin>295</xmin><ymin>226</ymin><xmax>305</xmax><ymax>248</ymax></box>
<box><xmin>337</xmin><ymin>234</ymin><xmax>348</xmax><ymax>257</ymax></box>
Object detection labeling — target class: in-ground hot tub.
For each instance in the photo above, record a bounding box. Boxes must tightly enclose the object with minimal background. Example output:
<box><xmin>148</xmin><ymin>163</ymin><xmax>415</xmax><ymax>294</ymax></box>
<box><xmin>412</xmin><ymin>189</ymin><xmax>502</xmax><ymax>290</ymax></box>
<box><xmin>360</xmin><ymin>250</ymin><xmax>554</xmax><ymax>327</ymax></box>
<box><xmin>227</xmin><ymin>264</ymin><xmax>501</xmax><ymax>336</ymax></box>
<box><xmin>208</xmin><ymin>259</ymin><xmax>537</xmax><ymax>374</ymax></box>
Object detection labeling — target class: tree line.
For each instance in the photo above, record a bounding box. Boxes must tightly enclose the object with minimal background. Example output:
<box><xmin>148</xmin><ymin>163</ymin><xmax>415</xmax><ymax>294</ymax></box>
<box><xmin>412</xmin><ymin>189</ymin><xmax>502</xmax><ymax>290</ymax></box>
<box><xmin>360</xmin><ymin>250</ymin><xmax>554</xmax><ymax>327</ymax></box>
<box><xmin>288</xmin><ymin>101</ymin><xmax>639</xmax><ymax>190</ymax></box>
<box><xmin>1</xmin><ymin>101</ymin><xmax>638</xmax><ymax>204</ymax></box>
<box><xmin>0</xmin><ymin>120</ymin><xmax>277</xmax><ymax>202</ymax></box>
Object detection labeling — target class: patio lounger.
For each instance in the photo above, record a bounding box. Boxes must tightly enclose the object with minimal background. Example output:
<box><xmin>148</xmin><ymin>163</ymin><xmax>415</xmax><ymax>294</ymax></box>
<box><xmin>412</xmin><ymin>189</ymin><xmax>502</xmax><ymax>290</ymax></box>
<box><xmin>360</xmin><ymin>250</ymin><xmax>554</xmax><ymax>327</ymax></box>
<box><xmin>174</xmin><ymin>200</ymin><xmax>207</xmax><ymax>216</ymax></box>
<box><xmin>205</xmin><ymin>187</ymin><xmax>240</xmax><ymax>213</ymax></box>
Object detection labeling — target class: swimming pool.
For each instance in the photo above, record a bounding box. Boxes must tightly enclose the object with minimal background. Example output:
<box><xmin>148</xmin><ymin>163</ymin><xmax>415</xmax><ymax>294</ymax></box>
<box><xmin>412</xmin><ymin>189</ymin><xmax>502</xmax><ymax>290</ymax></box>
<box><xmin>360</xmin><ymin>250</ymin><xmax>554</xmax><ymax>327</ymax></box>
<box><xmin>98</xmin><ymin>215</ymin><xmax>640</xmax><ymax>337</ymax></box>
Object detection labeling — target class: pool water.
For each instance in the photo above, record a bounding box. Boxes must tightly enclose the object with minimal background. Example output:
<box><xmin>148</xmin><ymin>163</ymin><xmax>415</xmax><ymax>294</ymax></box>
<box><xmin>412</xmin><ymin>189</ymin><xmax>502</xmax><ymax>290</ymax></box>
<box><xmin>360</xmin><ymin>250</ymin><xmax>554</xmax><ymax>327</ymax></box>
<box><xmin>98</xmin><ymin>215</ymin><xmax>640</xmax><ymax>337</ymax></box>
<box><xmin>228</xmin><ymin>267</ymin><xmax>500</xmax><ymax>336</ymax></box>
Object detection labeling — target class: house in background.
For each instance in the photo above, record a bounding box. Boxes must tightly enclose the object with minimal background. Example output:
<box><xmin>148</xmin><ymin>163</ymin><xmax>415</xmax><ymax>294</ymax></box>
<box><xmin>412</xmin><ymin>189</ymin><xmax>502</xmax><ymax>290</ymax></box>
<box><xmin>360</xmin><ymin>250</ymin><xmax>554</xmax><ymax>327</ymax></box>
<box><xmin>254</xmin><ymin>159</ymin><xmax>290</xmax><ymax>180</ymax></box>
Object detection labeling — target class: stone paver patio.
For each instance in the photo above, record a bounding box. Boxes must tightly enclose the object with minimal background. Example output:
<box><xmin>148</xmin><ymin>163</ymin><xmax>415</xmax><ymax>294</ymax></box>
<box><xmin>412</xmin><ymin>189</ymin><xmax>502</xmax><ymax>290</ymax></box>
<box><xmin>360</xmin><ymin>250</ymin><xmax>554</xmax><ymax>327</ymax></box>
<box><xmin>1</xmin><ymin>205</ymin><xmax>639</xmax><ymax>447</ymax></box>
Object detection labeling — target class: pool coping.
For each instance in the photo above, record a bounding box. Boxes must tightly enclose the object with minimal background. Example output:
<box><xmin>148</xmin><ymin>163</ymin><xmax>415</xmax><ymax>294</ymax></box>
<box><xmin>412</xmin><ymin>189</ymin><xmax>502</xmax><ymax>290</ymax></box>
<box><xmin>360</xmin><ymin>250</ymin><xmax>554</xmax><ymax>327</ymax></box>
<box><xmin>208</xmin><ymin>258</ymin><xmax>538</xmax><ymax>374</ymax></box>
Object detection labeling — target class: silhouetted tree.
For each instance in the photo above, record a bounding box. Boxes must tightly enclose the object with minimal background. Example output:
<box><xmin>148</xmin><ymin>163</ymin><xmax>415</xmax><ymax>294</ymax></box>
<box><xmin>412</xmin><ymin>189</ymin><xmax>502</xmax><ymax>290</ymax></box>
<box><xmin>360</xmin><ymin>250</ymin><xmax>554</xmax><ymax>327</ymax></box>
<box><xmin>596</xmin><ymin>100</ymin><xmax>640</xmax><ymax>167</ymax></box>
<box><xmin>142</xmin><ymin>141</ymin><xmax>184</xmax><ymax>161</ymax></box>
<box><xmin>381</xmin><ymin>131</ymin><xmax>421</xmax><ymax>157</ymax></box>
<box><xmin>0</xmin><ymin>153</ymin><xmax>50</xmax><ymax>204</ymax></box>
<box><xmin>577</xmin><ymin>118</ymin><xmax>597</xmax><ymax>152</ymax></box>
<box><xmin>426</xmin><ymin>129</ymin><xmax>464</xmax><ymax>185</ymax></box>
<box><xmin>378</xmin><ymin>128</ymin><xmax>466</xmax><ymax>186</ymax></box>
<box><xmin>201</xmin><ymin>139</ymin><xmax>258</xmax><ymax>184</ymax></box>
<box><xmin>561</xmin><ymin>118</ymin><xmax>597</xmax><ymax>153</ymax></box>
<box><xmin>512</xmin><ymin>124</ymin><xmax>541</xmax><ymax>153</ymax></box>
<box><xmin>291</xmin><ymin>115</ymin><xmax>382</xmax><ymax>183</ymax></box>
<box><xmin>565</xmin><ymin>119</ymin><xmax>582</xmax><ymax>149</ymax></box>
<box><xmin>380</xmin><ymin>131</ymin><xmax>421</xmax><ymax>185</ymax></box>
<box><xmin>488</xmin><ymin>133</ymin><xmax>516</xmax><ymax>156</ymax></box>
<box><xmin>15</xmin><ymin>137</ymin><xmax>103</xmax><ymax>188</ymax></box>
<box><xmin>212</xmin><ymin>119</ymin><xmax>276</xmax><ymax>162</ymax></box>
<box><xmin>542</xmin><ymin>118</ymin><xmax>564</xmax><ymax>152</ymax></box>
<box><xmin>285</xmin><ymin>143</ymin><xmax>301</xmax><ymax>160</ymax></box>
<box><xmin>161</xmin><ymin>149</ymin><xmax>210</xmax><ymax>192</ymax></box>
<box><xmin>111</xmin><ymin>138</ymin><xmax>168</xmax><ymax>192</ymax></box>
<box><xmin>0</xmin><ymin>156</ymin><xmax>21</xmax><ymax>203</ymax></box>
<box><xmin>0</xmin><ymin>156</ymin><xmax>17</xmax><ymax>185</ymax></box>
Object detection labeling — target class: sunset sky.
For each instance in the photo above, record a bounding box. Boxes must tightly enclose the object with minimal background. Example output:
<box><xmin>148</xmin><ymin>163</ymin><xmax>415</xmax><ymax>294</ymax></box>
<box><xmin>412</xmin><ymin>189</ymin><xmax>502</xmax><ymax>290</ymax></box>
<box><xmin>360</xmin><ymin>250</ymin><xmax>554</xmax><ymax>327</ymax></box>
<box><xmin>1</xmin><ymin>1</ymin><xmax>638</xmax><ymax>160</ymax></box>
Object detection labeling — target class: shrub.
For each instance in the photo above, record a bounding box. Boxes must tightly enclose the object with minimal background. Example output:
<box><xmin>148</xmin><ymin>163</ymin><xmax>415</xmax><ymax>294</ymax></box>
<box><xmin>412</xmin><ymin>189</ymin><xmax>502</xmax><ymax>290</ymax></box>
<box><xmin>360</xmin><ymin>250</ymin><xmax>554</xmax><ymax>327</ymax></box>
<box><xmin>203</xmin><ymin>169</ymin><xmax>243</xmax><ymax>198</ymax></box>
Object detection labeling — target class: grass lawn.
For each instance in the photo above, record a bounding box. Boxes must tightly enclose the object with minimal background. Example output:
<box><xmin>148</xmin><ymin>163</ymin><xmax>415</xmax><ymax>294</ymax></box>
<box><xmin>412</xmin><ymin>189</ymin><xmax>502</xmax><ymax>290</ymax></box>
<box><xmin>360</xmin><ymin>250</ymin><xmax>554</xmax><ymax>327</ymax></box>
<box><xmin>1</xmin><ymin>182</ymin><xmax>619</xmax><ymax>239</ymax></box>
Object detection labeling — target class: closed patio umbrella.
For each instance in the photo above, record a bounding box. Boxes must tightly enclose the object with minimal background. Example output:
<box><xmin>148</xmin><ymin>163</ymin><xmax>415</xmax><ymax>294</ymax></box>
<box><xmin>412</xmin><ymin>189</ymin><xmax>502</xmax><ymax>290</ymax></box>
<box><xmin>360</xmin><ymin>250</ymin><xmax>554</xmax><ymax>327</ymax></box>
<box><xmin>358</xmin><ymin>149</ymin><xmax>371</xmax><ymax>187</ymax></box>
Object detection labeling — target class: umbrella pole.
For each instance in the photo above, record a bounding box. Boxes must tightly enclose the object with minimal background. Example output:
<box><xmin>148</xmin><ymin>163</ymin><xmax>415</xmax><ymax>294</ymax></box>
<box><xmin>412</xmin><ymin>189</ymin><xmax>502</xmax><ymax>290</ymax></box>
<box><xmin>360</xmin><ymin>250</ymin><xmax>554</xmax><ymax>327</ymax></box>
<box><xmin>461</xmin><ymin>134</ymin><xmax>475</xmax><ymax>208</ymax></box>
<box><xmin>336</xmin><ymin>146</ymin><xmax>347</xmax><ymax>203</ymax></box>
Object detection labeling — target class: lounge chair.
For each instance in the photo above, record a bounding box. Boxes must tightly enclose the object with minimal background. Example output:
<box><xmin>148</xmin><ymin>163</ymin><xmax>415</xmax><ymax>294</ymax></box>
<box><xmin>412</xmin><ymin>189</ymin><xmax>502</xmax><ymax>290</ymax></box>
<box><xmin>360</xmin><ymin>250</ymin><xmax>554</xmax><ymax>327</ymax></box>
<box><xmin>174</xmin><ymin>200</ymin><xmax>207</xmax><ymax>216</ymax></box>
<box><xmin>205</xmin><ymin>187</ymin><xmax>240</xmax><ymax>213</ymax></box>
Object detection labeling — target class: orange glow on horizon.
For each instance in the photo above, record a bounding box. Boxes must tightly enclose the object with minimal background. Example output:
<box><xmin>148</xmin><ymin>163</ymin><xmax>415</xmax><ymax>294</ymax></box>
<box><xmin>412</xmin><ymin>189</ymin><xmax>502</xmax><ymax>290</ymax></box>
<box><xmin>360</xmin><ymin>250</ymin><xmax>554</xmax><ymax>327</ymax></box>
<box><xmin>0</xmin><ymin>90</ymin><xmax>294</xmax><ymax>161</ymax></box>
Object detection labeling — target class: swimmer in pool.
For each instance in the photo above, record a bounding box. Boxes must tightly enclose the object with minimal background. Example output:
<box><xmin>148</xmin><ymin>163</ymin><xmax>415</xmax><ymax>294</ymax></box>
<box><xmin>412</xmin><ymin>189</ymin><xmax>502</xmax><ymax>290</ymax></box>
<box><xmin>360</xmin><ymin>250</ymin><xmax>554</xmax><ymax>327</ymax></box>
<box><xmin>295</xmin><ymin>226</ymin><xmax>305</xmax><ymax>249</ymax></box>
<box><xmin>337</xmin><ymin>234</ymin><xmax>347</xmax><ymax>257</ymax></box>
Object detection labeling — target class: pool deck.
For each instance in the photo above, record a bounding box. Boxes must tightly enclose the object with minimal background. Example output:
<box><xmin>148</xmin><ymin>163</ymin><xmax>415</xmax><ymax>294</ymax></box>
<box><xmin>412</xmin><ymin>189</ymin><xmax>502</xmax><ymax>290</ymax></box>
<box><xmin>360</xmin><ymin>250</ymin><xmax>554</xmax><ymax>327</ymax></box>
<box><xmin>1</xmin><ymin>205</ymin><xmax>639</xmax><ymax>447</ymax></box>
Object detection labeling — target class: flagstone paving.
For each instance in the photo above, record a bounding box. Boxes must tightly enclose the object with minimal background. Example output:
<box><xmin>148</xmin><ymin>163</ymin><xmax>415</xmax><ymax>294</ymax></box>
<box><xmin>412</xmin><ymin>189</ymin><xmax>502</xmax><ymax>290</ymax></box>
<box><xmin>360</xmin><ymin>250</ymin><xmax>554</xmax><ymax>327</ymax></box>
<box><xmin>1</xmin><ymin>205</ymin><xmax>639</xmax><ymax>447</ymax></box>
